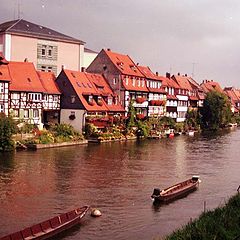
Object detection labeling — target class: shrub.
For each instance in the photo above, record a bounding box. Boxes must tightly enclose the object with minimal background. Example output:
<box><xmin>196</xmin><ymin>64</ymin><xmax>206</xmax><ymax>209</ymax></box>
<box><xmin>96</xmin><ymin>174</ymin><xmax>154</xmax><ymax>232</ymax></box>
<box><xmin>0</xmin><ymin>113</ymin><xmax>17</xmax><ymax>151</ymax></box>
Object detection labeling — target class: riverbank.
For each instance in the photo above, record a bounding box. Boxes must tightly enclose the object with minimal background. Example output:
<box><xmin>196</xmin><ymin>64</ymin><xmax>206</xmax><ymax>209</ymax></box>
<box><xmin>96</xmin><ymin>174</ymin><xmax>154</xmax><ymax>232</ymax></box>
<box><xmin>165</xmin><ymin>193</ymin><xmax>240</xmax><ymax>240</ymax></box>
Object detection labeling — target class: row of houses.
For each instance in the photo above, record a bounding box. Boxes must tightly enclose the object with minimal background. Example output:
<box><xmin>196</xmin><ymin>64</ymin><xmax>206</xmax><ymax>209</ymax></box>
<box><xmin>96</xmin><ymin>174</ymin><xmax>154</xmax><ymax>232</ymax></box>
<box><xmin>0</xmin><ymin>19</ymin><xmax>240</xmax><ymax>132</ymax></box>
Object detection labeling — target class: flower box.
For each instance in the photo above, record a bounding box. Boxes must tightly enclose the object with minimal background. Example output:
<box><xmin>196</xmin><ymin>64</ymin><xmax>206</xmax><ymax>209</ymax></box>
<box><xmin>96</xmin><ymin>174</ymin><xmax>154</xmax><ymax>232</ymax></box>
<box><xmin>136</xmin><ymin>97</ymin><xmax>146</xmax><ymax>104</ymax></box>
<box><xmin>136</xmin><ymin>113</ymin><xmax>145</xmax><ymax>119</ymax></box>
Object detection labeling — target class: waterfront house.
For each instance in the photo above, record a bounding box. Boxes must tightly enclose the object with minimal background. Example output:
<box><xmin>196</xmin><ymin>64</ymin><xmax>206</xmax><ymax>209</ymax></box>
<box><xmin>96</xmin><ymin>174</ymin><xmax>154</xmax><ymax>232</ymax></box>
<box><xmin>171</xmin><ymin>73</ymin><xmax>191</xmax><ymax>122</ymax></box>
<box><xmin>137</xmin><ymin>66</ymin><xmax>167</xmax><ymax>117</ymax></box>
<box><xmin>0</xmin><ymin>53</ymin><xmax>10</xmax><ymax>115</ymax></box>
<box><xmin>37</xmin><ymin>71</ymin><xmax>61</xmax><ymax>126</ymax></box>
<box><xmin>87</xmin><ymin>49</ymin><xmax>148</xmax><ymax>117</ymax></box>
<box><xmin>55</xmin><ymin>69</ymin><xmax>124</xmax><ymax>132</ymax></box>
<box><xmin>8</xmin><ymin>61</ymin><xmax>46</xmax><ymax>127</ymax></box>
<box><xmin>200</xmin><ymin>80</ymin><xmax>224</xmax><ymax>93</ymax></box>
<box><xmin>224</xmin><ymin>87</ymin><xmax>240</xmax><ymax>113</ymax></box>
<box><xmin>0</xmin><ymin>19</ymin><xmax>85</xmax><ymax>75</ymax></box>
<box><xmin>162</xmin><ymin>73</ymin><xmax>179</xmax><ymax>120</ymax></box>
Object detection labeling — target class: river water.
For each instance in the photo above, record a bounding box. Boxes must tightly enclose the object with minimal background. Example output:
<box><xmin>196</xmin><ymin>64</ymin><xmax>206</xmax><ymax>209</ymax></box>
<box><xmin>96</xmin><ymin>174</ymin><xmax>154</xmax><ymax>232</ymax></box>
<box><xmin>0</xmin><ymin>128</ymin><xmax>240</xmax><ymax>240</ymax></box>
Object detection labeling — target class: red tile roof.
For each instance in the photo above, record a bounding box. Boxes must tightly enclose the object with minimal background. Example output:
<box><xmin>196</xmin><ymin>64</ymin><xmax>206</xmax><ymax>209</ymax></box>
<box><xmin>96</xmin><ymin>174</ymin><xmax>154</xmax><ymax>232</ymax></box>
<box><xmin>161</xmin><ymin>76</ymin><xmax>180</xmax><ymax>89</ymax></box>
<box><xmin>37</xmin><ymin>71</ymin><xmax>61</xmax><ymax>94</ymax></box>
<box><xmin>137</xmin><ymin>66</ymin><xmax>159</xmax><ymax>80</ymax></box>
<box><xmin>224</xmin><ymin>87</ymin><xmax>240</xmax><ymax>102</ymax></box>
<box><xmin>200</xmin><ymin>80</ymin><xmax>224</xmax><ymax>93</ymax></box>
<box><xmin>0</xmin><ymin>64</ymin><xmax>11</xmax><ymax>82</ymax></box>
<box><xmin>104</xmin><ymin>49</ymin><xmax>144</xmax><ymax>77</ymax></box>
<box><xmin>172</xmin><ymin>75</ymin><xmax>193</xmax><ymax>90</ymax></box>
<box><xmin>63</xmin><ymin>69</ymin><xmax>124</xmax><ymax>112</ymax></box>
<box><xmin>84</xmin><ymin>73</ymin><xmax>124</xmax><ymax>112</ymax></box>
<box><xmin>8</xmin><ymin>62</ymin><xmax>46</xmax><ymax>92</ymax></box>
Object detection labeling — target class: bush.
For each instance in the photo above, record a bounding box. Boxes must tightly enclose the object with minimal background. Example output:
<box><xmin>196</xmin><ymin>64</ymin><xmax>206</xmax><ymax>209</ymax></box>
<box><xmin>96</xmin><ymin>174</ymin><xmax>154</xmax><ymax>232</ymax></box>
<box><xmin>0</xmin><ymin>113</ymin><xmax>17</xmax><ymax>151</ymax></box>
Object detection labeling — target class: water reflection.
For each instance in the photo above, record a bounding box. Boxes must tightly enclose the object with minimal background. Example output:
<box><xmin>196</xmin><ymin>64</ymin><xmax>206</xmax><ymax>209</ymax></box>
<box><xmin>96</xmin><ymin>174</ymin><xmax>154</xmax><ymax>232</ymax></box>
<box><xmin>0</xmin><ymin>129</ymin><xmax>240</xmax><ymax>239</ymax></box>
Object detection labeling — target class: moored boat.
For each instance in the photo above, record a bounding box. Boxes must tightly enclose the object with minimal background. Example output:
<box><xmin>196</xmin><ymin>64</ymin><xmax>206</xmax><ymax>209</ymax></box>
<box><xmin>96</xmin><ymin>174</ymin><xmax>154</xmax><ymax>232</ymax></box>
<box><xmin>151</xmin><ymin>176</ymin><xmax>200</xmax><ymax>203</ymax></box>
<box><xmin>0</xmin><ymin>205</ymin><xmax>89</xmax><ymax>240</ymax></box>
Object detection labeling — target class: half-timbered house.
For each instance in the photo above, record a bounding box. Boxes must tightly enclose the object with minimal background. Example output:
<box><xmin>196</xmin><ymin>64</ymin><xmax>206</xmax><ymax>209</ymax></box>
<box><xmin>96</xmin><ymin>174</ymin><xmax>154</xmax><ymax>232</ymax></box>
<box><xmin>87</xmin><ymin>49</ymin><xmax>148</xmax><ymax>117</ymax></box>
<box><xmin>37</xmin><ymin>71</ymin><xmax>61</xmax><ymax>126</ymax></box>
<box><xmin>0</xmin><ymin>53</ymin><xmax>10</xmax><ymax>115</ymax></box>
<box><xmin>137</xmin><ymin>66</ymin><xmax>167</xmax><ymax>117</ymax></box>
<box><xmin>8</xmin><ymin>61</ymin><xmax>46</xmax><ymax>127</ymax></box>
<box><xmin>56</xmin><ymin>69</ymin><xmax>124</xmax><ymax>132</ymax></box>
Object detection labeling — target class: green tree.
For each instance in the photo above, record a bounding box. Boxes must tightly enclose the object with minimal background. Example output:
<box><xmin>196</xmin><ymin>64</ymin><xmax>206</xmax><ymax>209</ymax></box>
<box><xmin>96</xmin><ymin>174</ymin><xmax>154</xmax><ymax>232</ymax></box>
<box><xmin>201</xmin><ymin>91</ymin><xmax>232</xmax><ymax>131</ymax></box>
<box><xmin>185</xmin><ymin>108</ymin><xmax>201</xmax><ymax>130</ymax></box>
<box><xmin>0</xmin><ymin>113</ymin><xmax>17</xmax><ymax>151</ymax></box>
<box><xmin>126</xmin><ymin>100</ymin><xmax>136</xmax><ymax>128</ymax></box>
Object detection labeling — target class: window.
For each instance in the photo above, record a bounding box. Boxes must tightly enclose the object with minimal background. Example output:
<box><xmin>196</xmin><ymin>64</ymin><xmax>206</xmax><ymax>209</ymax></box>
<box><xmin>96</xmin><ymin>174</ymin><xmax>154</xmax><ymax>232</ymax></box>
<box><xmin>71</xmin><ymin>95</ymin><xmax>76</xmax><ymax>103</ymax></box>
<box><xmin>0</xmin><ymin>104</ymin><xmax>3</xmax><ymax>112</ymax></box>
<box><xmin>13</xmin><ymin>109</ymin><xmax>19</xmax><ymax>117</ymax></box>
<box><xmin>132</xmin><ymin>78</ymin><xmax>135</xmax><ymax>86</ymax></box>
<box><xmin>48</xmin><ymin>46</ymin><xmax>53</xmax><ymax>58</ymax></box>
<box><xmin>125</xmin><ymin>77</ymin><xmax>128</xmax><ymax>85</ymax></box>
<box><xmin>33</xmin><ymin>109</ymin><xmax>39</xmax><ymax>118</ymax></box>
<box><xmin>0</xmin><ymin>83</ymin><xmax>4</xmax><ymax>93</ymax></box>
<box><xmin>108</xmin><ymin>97</ymin><xmax>113</xmax><ymax>105</ymax></box>
<box><xmin>113</xmin><ymin>78</ymin><xmax>117</xmax><ymax>85</ymax></box>
<box><xmin>24</xmin><ymin>109</ymin><xmax>29</xmax><ymax>118</ymax></box>
<box><xmin>41</xmin><ymin>45</ymin><xmax>47</xmax><ymax>56</ymax></box>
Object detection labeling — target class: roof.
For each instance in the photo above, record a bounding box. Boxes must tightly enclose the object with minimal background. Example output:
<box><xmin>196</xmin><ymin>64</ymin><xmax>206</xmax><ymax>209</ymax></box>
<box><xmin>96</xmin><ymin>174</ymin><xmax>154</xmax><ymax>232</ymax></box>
<box><xmin>0</xmin><ymin>19</ymin><xmax>85</xmax><ymax>44</ymax></box>
<box><xmin>103</xmin><ymin>49</ymin><xmax>144</xmax><ymax>77</ymax></box>
<box><xmin>200</xmin><ymin>80</ymin><xmax>224</xmax><ymax>93</ymax></box>
<box><xmin>161</xmin><ymin>76</ymin><xmax>180</xmax><ymax>89</ymax></box>
<box><xmin>0</xmin><ymin>64</ymin><xmax>11</xmax><ymax>82</ymax></box>
<box><xmin>137</xmin><ymin>66</ymin><xmax>159</xmax><ymax>80</ymax></box>
<box><xmin>84</xmin><ymin>48</ymin><xmax>98</xmax><ymax>54</ymax></box>
<box><xmin>8</xmin><ymin>61</ymin><xmax>46</xmax><ymax>92</ymax></box>
<box><xmin>37</xmin><ymin>71</ymin><xmax>61</xmax><ymax>95</ymax></box>
<box><xmin>224</xmin><ymin>87</ymin><xmax>240</xmax><ymax>102</ymax></box>
<box><xmin>63</xmin><ymin>69</ymin><xmax>105</xmax><ymax>111</ymax></box>
<box><xmin>0</xmin><ymin>52</ymin><xmax>8</xmax><ymax>65</ymax></box>
<box><xmin>172</xmin><ymin>74</ymin><xmax>193</xmax><ymax>90</ymax></box>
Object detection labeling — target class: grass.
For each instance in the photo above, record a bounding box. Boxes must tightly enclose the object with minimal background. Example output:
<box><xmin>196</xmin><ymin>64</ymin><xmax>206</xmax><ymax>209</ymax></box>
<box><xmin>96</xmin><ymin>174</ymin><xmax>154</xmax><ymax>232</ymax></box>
<box><xmin>165</xmin><ymin>193</ymin><xmax>240</xmax><ymax>240</ymax></box>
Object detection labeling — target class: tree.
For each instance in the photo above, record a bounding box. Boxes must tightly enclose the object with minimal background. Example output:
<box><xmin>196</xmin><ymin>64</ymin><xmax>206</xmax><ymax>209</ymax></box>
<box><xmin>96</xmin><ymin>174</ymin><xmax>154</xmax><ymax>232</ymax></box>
<box><xmin>0</xmin><ymin>113</ymin><xmax>17</xmax><ymax>151</ymax></box>
<box><xmin>185</xmin><ymin>108</ymin><xmax>201</xmax><ymax>130</ymax></box>
<box><xmin>200</xmin><ymin>91</ymin><xmax>232</xmax><ymax>131</ymax></box>
<box><xmin>126</xmin><ymin>100</ymin><xmax>136</xmax><ymax>129</ymax></box>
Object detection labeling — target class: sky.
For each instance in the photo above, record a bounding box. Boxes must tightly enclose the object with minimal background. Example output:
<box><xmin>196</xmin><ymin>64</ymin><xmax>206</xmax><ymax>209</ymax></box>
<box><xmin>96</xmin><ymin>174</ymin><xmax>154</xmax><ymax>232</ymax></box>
<box><xmin>1</xmin><ymin>0</ymin><xmax>240</xmax><ymax>87</ymax></box>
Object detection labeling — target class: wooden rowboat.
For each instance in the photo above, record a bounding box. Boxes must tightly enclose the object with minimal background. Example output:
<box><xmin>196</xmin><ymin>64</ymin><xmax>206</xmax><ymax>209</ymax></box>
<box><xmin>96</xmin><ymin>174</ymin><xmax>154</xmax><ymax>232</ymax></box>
<box><xmin>151</xmin><ymin>176</ymin><xmax>200</xmax><ymax>203</ymax></box>
<box><xmin>0</xmin><ymin>206</ymin><xmax>89</xmax><ymax>240</ymax></box>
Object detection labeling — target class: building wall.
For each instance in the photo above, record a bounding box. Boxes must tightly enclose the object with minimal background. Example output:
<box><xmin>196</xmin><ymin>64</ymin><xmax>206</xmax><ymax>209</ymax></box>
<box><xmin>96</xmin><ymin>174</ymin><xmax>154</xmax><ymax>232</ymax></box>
<box><xmin>57</xmin><ymin>42</ymin><xmax>81</xmax><ymax>74</ymax></box>
<box><xmin>60</xmin><ymin>109</ymin><xmax>86</xmax><ymax>132</ymax></box>
<box><xmin>83</xmin><ymin>51</ymin><xmax>97</xmax><ymax>68</ymax></box>
<box><xmin>11</xmin><ymin>35</ymin><xmax>37</xmax><ymax>63</ymax></box>
<box><xmin>0</xmin><ymin>34</ymin><xmax>3</xmax><ymax>52</ymax></box>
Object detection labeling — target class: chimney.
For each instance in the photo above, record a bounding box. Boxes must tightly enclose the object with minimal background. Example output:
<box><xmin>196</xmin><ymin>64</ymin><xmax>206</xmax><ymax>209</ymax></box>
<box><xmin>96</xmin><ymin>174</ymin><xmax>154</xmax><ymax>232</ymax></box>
<box><xmin>24</xmin><ymin>58</ymin><xmax>28</xmax><ymax>62</ymax></box>
<box><xmin>166</xmin><ymin>72</ymin><xmax>171</xmax><ymax>79</ymax></box>
<box><xmin>136</xmin><ymin>62</ymin><xmax>139</xmax><ymax>66</ymax></box>
<box><xmin>156</xmin><ymin>71</ymin><xmax>159</xmax><ymax>76</ymax></box>
<box><xmin>185</xmin><ymin>74</ymin><xmax>187</xmax><ymax>77</ymax></box>
<box><xmin>61</xmin><ymin>65</ymin><xmax>65</xmax><ymax>70</ymax></box>
<box><xmin>107</xmin><ymin>48</ymin><xmax>111</xmax><ymax>51</ymax></box>
<box><xmin>178</xmin><ymin>72</ymin><xmax>180</xmax><ymax>76</ymax></box>
<box><xmin>81</xmin><ymin>67</ymin><xmax>86</xmax><ymax>72</ymax></box>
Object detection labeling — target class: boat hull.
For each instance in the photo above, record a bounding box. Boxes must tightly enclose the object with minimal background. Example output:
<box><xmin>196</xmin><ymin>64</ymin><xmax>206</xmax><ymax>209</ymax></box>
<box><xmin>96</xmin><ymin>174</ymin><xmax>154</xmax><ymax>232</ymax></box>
<box><xmin>0</xmin><ymin>206</ymin><xmax>89</xmax><ymax>240</ymax></box>
<box><xmin>151</xmin><ymin>177</ymin><xmax>200</xmax><ymax>203</ymax></box>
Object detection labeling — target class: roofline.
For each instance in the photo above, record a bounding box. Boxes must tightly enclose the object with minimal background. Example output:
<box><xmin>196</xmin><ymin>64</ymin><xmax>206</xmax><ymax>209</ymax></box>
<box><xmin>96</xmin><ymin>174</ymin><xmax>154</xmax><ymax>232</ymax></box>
<box><xmin>4</xmin><ymin>31</ymin><xmax>85</xmax><ymax>45</ymax></box>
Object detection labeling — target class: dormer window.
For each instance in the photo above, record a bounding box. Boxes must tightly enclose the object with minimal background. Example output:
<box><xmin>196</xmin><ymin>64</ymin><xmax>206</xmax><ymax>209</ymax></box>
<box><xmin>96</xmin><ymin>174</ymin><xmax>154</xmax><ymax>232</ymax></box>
<box><xmin>113</xmin><ymin>78</ymin><xmax>117</xmax><ymax>85</ymax></box>
<box><xmin>132</xmin><ymin>77</ymin><xmax>135</xmax><ymax>86</ymax></box>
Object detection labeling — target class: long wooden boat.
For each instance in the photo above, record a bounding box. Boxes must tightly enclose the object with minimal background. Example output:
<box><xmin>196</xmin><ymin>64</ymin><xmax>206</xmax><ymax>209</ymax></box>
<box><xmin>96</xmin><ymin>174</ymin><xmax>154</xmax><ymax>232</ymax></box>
<box><xmin>151</xmin><ymin>176</ymin><xmax>200</xmax><ymax>203</ymax></box>
<box><xmin>0</xmin><ymin>206</ymin><xmax>89</xmax><ymax>240</ymax></box>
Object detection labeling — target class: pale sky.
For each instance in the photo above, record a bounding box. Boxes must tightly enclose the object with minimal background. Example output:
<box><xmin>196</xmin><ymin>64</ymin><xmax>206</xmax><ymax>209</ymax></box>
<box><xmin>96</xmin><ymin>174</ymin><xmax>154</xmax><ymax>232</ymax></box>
<box><xmin>1</xmin><ymin>0</ymin><xmax>240</xmax><ymax>88</ymax></box>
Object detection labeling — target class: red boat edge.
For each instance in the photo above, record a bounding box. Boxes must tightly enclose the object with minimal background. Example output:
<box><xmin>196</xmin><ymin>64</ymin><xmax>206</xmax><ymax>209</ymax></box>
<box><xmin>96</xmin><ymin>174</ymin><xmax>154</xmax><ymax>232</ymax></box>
<box><xmin>0</xmin><ymin>205</ymin><xmax>90</xmax><ymax>240</ymax></box>
<box><xmin>151</xmin><ymin>176</ymin><xmax>200</xmax><ymax>203</ymax></box>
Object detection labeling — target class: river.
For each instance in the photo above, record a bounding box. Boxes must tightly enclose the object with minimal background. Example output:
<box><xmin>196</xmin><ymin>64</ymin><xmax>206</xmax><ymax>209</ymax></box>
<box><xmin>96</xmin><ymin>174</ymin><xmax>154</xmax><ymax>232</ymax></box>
<box><xmin>0</xmin><ymin>128</ymin><xmax>240</xmax><ymax>240</ymax></box>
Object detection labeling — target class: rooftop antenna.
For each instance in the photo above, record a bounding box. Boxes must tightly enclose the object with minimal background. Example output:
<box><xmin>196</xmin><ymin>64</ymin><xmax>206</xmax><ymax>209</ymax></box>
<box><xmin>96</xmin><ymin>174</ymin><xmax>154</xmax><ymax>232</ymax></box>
<box><xmin>192</xmin><ymin>62</ymin><xmax>197</xmax><ymax>78</ymax></box>
<box><xmin>17</xmin><ymin>0</ymin><xmax>23</xmax><ymax>19</ymax></box>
